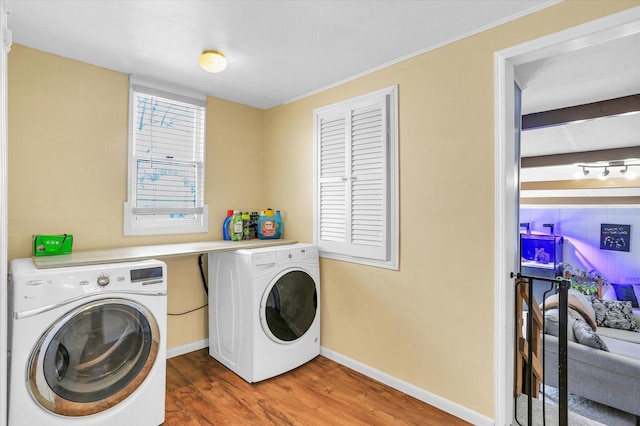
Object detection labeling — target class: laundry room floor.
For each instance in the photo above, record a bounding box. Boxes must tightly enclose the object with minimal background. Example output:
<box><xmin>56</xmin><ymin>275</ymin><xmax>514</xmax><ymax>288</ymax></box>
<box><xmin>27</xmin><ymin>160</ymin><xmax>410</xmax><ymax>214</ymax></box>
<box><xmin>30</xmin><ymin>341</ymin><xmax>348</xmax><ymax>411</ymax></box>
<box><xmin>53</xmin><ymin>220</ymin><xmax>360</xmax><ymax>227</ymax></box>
<box><xmin>164</xmin><ymin>348</ymin><xmax>470</xmax><ymax>425</ymax></box>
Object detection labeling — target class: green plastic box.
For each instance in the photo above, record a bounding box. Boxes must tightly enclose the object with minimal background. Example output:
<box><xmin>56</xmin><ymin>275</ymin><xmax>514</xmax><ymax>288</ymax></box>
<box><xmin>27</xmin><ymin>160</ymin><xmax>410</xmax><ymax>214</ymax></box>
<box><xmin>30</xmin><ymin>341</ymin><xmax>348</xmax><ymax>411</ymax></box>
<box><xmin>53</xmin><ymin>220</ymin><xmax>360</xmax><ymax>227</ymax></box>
<box><xmin>32</xmin><ymin>234</ymin><xmax>73</xmax><ymax>256</ymax></box>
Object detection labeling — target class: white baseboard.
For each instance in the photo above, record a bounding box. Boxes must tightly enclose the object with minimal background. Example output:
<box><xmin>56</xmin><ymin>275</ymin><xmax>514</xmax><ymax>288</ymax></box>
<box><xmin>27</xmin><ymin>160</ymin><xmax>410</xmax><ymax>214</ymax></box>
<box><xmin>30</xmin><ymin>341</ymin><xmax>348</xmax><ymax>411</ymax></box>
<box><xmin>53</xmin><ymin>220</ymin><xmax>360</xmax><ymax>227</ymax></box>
<box><xmin>320</xmin><ymin>347</ymin><xmax>494</xmax><ymax>426</ymax></box>
<box><xmin>166</xmin><ymin>338</ymin><xmax>209</xmax><ymax>359</ymax></box>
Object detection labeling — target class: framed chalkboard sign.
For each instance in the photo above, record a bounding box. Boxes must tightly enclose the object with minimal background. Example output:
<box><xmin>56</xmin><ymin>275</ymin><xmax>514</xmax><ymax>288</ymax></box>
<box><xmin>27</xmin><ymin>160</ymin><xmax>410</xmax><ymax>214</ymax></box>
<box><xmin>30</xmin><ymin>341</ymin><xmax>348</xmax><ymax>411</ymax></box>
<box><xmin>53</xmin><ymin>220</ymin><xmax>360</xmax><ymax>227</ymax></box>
<box><xmin>600</xmin><ymin>224</ymin><xmax>630</xmax><ymax>252</ymax></box>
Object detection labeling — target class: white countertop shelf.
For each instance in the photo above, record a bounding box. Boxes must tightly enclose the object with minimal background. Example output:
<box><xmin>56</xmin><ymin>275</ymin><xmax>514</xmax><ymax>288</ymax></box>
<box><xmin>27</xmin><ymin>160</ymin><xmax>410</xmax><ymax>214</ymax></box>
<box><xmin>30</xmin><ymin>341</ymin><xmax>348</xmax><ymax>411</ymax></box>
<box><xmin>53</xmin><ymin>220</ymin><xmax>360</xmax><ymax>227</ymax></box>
<box><xmin>32</xmin><ymin>239</ymin><xmax>298</xmax><ymax>269</ymax></box>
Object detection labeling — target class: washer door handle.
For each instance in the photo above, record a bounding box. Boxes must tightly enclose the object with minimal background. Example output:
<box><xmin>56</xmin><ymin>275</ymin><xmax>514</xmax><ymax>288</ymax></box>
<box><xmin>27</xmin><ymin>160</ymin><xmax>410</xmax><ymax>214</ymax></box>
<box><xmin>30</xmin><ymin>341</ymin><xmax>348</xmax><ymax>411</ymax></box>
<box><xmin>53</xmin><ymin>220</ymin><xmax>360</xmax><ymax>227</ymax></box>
<box><xmin>55</xmin><ymin>343</ymin><xmax>70</xmax><ymax>382</ymax></box>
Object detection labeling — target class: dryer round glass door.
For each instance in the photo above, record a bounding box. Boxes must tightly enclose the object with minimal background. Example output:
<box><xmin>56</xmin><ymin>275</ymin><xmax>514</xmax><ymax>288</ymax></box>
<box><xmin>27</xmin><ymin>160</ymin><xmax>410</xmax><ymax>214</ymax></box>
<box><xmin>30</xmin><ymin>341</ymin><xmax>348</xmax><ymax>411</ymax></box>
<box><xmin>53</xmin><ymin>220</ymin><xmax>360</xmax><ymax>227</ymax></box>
<box><xmin>27</xmin><ymin>298</ymin><xmax>160</xmax><ymax>416</ymax></box>
<box><xmin>261</xmin><ymin>270</ymin><xmax>318</xmax><ymax>342</ymax></box>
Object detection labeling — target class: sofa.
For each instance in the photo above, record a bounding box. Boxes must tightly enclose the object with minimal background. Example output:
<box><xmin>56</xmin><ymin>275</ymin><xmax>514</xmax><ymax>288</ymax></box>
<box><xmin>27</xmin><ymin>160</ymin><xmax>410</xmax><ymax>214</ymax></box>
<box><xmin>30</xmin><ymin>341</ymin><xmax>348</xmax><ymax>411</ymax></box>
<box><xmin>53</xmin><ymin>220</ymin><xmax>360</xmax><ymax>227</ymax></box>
<box><xmin>541</xmin><ymin>285</ymin><xmax>640</xmax><ymax>418</ymax></box>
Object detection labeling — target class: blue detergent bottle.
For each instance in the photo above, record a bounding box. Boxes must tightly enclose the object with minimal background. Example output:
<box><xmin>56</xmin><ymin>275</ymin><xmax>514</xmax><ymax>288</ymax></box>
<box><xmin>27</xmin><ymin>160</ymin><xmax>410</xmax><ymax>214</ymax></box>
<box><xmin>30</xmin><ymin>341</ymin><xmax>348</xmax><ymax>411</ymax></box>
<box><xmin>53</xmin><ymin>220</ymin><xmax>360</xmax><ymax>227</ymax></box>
<box><xmin>222</xmin><ymin>210</ymin><xmax>233</xmax><ymax>240</ymax></box>
<box><xmin>258</xmin><ymin>209</ymin><xmax>282</xmax><ymax>239</ymax></box>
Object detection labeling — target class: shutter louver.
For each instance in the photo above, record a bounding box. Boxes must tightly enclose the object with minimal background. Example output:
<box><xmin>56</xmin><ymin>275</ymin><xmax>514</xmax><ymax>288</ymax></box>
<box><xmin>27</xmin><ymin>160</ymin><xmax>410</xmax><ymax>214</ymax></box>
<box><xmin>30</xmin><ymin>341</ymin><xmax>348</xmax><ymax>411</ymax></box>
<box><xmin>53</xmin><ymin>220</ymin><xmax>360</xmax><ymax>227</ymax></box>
<box><xmin>351</xmin><ymin>106</ymin><xmax>385</xmax><ymax>249</ymax></box>
<box><xmin>318</xmin><ymin>115</ymin><xmax>347</xmax><ymax>243</ymax></box>
<box><xmin>133</xmin><ymin>93</ymin><xmax>205</xmax><ymax>218</ymax></box>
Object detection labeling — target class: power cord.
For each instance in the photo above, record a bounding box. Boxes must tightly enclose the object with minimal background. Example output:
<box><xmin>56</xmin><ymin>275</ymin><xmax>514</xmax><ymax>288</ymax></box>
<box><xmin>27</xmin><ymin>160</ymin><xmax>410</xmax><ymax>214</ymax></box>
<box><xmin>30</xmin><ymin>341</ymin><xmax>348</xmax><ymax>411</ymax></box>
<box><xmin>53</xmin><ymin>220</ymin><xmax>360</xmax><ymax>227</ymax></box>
<box><xmin>198</xmin><ymin>253</ymin><xmax>208</xmax><ymax>295</ymax></box>
<box><xmin>167</xmin><ymin>304</ymin><xmax>208</xmax><ymax>316</ymax></box>
<box><xmin>167</xmin><ymin>253</ymin><xmax>210</xmax><ymax>316</ymax></box>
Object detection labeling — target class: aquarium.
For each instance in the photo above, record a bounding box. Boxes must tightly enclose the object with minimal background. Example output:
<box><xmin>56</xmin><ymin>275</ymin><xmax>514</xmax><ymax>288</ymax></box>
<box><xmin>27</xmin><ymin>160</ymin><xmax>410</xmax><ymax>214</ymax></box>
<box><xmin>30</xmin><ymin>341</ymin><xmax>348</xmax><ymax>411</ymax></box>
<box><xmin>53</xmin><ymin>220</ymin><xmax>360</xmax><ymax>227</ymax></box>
<box><xmin>520</xmin><ymin>233</ymin><xmax>564</xmax><ymax>279</ymax></box>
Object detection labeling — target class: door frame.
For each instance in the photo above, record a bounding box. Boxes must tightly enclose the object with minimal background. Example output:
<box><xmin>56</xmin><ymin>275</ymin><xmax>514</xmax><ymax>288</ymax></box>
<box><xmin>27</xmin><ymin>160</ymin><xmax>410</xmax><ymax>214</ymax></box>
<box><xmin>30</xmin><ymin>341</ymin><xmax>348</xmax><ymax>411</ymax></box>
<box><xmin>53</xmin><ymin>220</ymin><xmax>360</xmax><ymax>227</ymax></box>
<box><xmin>493</xmin><ymin>7</ymin><xmax>640</xmax><ymax>425</ymax></box>
<box><xmin>0</xmin><ymin>3</ymin><xmax>10</xmax><ymax>425</ymax></box>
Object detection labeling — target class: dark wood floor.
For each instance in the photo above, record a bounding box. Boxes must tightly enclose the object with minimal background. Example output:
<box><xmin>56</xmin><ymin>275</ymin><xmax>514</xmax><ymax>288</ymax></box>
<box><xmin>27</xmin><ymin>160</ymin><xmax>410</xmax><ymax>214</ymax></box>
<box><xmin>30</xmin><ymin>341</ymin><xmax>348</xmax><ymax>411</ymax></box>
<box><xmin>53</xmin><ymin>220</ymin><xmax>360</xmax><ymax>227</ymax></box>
<box><xmin>164</xmin><ymin>349</ymin><xmax>470</xmax><ymax>425</ymax></box>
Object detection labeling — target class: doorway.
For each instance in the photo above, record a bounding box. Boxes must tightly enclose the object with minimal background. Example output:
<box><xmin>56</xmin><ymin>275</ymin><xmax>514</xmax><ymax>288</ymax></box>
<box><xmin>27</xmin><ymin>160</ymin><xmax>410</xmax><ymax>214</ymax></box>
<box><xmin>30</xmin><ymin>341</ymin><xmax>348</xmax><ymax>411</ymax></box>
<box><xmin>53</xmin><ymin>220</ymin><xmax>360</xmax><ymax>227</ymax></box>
<box><xmin>494</xmin><ymin>7</ymin><xmax>640</xmax><ymax>425</ymax></box>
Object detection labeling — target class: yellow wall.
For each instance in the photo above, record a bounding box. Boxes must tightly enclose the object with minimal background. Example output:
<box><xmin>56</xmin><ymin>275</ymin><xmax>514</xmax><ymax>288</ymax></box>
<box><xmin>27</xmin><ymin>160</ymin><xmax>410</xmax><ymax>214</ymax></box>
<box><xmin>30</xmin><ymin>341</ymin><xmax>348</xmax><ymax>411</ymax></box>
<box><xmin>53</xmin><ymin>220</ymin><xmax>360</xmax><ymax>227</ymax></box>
<box><xmin>7</xmin><ymin>44</ymin><xmax>265</xmax><ymax>349</ymax></box>
<box><xmin>263</xmin><ymin>0</ymin><xmax>638</xmax><ymax>418</ymax></box>
<box><xmin>7</xmin><ymin>0</ymin><xmax>638</xmax><ymax>420</ymax></box>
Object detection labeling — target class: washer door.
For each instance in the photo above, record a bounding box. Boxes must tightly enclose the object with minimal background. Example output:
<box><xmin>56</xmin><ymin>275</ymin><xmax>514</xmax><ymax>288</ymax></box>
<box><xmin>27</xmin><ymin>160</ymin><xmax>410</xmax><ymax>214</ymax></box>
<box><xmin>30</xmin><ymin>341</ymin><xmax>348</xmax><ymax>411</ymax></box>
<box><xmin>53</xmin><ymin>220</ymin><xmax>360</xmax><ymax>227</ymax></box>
<box><xmin>261</xmin><ymin>270</ymin><xmax>318</xmax><ymax>343</ymax></box>
<box><xmin>28</xmin><ymin>298</ymin><xmax>159</xmax><ymax>416</ymax></box>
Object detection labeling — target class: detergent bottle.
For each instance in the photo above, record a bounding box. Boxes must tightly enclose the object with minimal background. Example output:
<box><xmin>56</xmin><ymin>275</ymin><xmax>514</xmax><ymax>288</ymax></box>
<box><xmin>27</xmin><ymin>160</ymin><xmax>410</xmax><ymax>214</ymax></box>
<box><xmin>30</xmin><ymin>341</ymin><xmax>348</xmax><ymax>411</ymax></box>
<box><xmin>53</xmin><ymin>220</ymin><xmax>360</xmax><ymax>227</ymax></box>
<box><xmin>222</xmin><ymin>209</ymin><xmax>233</xmax><ymax>240</ymax></box>
<box><xmin>241</xmin><ymin>212</ymin><xmax>251</xmax><ymax>240</ymax></box>
<box><xmin>231</xmin><ymin>211</ymin><xmax>243</xmax><ymax>241</ymax></box>
<box><xmin>258</xmin><ymin>208</ymin><xmax>281</xmax><ymax>239</ymax></box>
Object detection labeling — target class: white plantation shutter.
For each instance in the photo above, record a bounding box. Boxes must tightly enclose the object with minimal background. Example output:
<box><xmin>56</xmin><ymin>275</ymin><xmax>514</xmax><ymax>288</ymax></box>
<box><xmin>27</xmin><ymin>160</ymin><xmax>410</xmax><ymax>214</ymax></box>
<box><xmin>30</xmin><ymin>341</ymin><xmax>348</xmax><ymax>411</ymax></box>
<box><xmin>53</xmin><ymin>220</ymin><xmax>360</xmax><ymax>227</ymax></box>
<box><xmin>314</xmin><ymin>86</ymin><xmax>398</xmax><ymax>269</ymax></box>
<box><xmin>125</xmin><ymin>78</ymin><xmax>208</xmax><ymax>235</ymax></box>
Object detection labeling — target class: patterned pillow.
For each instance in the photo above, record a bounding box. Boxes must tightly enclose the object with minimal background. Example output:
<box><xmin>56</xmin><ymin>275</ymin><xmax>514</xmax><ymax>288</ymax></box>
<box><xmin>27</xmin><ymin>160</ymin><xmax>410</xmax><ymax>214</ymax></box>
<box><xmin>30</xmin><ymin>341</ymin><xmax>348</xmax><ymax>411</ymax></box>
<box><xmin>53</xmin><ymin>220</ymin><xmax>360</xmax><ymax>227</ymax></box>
<box><xmin>572</xmin><ymin>318</ymin><xmax>609</xmax><ymax>351</ymax></box>
<box><xmin>592</xmin><ymin>299</ymin><xmax>639</xmax><ymax>332</ymax></box>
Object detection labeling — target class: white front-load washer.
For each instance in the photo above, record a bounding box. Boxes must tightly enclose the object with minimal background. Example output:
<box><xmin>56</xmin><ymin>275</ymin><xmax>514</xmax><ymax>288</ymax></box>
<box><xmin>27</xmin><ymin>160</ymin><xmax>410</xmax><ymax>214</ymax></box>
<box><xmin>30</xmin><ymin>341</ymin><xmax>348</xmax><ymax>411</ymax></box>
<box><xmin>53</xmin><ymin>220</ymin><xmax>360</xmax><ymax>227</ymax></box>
<box><xmin>8</xmin><ymin>258</ymin><xmax>167</xmax><ymax>426</ymax></box>
<box><xmin>208</xmin><ymin>243</ymin><xmax>320</xmax><ymax>383</ymax></box>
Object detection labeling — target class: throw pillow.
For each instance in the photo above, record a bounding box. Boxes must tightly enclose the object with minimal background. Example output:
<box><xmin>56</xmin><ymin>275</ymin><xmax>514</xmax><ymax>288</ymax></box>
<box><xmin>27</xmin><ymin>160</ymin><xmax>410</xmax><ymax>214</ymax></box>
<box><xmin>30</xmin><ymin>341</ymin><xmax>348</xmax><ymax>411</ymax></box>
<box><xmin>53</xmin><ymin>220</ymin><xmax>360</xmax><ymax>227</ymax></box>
<box><xmin>611</xmin><ymin>283</ymin><xmax>639</xmax><ymax>308</ymax></box>
<box><xmin>592</xmin><ymin>299</ymin><xmax>639</xmax><ymax>332</ymax></box>
<box><xmin>544</xmin><ymin>308</ymin><xmax>577</xmax><ymax>342</ymax></box>
<box><xmin>572</xmin><ymin>318</ymin><xmax>609</xmax><ymax>351</ymax></box>
<box><xmin>567</xmin><ymin>289</ymin><xmax>597</xmax><ymax>327</ymax></box>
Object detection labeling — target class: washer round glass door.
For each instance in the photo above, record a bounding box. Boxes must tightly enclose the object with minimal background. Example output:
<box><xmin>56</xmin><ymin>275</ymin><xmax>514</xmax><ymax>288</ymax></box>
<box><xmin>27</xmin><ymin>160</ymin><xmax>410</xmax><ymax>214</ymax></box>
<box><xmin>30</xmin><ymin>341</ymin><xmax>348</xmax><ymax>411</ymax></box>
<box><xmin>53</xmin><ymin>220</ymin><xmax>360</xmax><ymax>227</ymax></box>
<box><xmin>261</xmin><ymin>270</ymin><xmax>318</xmax><ymax>342</ymax></box>
<box><xmin>28</xmin><ymin>298</ymin><xmax>159</xmax><ymax>416</ymax></box>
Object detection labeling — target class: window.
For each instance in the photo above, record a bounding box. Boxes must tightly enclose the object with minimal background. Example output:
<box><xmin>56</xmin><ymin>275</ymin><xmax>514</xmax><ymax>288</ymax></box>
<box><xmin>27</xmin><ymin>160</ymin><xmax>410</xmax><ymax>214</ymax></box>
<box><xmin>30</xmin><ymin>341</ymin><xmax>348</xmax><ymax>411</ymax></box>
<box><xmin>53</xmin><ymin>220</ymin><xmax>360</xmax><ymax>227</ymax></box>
<box><xmin>313</xmin><ymin>86</ymin><xmax>398</xmax><ymax>270</ymax></box>
<box><xmin>124</xmin><ymin>78</ymin><xmax>208</xmax><ymax>236</ymax></box>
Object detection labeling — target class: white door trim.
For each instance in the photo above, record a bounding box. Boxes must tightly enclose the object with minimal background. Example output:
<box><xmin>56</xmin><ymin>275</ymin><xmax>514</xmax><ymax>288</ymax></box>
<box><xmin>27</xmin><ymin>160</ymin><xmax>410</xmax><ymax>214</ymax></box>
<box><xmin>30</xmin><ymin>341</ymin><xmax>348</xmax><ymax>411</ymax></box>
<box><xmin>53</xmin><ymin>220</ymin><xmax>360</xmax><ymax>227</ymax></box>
<box><xmin>493</xmin><ymin>6</ymin><xmax>640</xmax><ymax>426</ymax></box>
<box><xmin>0</xmin><ymin>2</ymin><xmax>10</xmax><ymax>425</ymax></box>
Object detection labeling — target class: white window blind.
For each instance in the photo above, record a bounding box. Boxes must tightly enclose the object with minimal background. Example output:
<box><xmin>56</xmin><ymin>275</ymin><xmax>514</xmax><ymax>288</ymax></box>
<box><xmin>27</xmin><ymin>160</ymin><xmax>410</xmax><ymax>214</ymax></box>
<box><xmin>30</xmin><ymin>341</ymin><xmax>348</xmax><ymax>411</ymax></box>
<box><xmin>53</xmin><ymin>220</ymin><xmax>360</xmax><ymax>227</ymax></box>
<box><xmin>125</xmin><ymin>79</ymin><xmax>208</xmax><ymax>235</ymax></box>
<box><xmin>314</xmin><ymin>86</ymin><xmax>398</xmax><ymax>269</ymax></box>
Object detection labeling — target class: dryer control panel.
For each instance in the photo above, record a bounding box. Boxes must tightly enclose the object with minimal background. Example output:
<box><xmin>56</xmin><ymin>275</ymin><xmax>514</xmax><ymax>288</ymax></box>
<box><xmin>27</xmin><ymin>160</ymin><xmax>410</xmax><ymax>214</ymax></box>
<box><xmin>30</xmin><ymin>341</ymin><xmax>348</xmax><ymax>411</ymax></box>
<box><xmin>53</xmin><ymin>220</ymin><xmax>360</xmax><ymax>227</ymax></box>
<box><xmin>276</xmin><ymin>245</ymin><xmax>319</xmax><ymax>266</ymax></box>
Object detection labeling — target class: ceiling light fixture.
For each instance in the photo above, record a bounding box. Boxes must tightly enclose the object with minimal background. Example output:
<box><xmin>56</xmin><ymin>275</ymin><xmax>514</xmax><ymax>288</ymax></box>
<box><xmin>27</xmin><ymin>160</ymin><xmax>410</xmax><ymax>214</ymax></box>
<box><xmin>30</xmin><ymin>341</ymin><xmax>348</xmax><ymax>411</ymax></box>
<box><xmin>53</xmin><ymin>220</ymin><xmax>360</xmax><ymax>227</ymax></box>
<box><xmin>573</xmin><ymin>166</ymin><xmax>590</xmax><ymax>179</ymax></box>
<box><xmin>576</xmin><ymin>161</ymin><xmax>639</xmax><ymax>181</ymax></box>
<box><xmin>199</xmin><ymin>50</ymin><xmax>227</xmax><ymax>73</ymax></box>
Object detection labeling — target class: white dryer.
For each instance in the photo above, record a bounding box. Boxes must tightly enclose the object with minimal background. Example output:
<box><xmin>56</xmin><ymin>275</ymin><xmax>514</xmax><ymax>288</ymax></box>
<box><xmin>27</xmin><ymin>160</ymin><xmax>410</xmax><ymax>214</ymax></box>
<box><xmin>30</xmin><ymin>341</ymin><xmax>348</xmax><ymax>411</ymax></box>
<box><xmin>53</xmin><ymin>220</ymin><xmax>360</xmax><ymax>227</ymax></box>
<box><xmin>8</xmin><ymin>258</ymin><xmax>167</xmax><ymax>426</ymax></box>
<box><xmin>208</xmin><ymin>243</ymin><xmax>320</xmax><ymax>383</ymax></box>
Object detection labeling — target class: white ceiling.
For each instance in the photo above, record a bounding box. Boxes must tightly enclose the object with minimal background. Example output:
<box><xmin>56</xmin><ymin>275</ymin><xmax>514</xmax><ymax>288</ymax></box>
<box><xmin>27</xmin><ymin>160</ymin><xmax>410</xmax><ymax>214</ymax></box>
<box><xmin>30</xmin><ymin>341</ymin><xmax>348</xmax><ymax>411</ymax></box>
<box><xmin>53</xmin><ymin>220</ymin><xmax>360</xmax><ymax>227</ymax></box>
<box><xmin>7</xmin><ymin>0</ymin><xmax>556</xmax><ymax>109</ymax></box>
<box><xmin>518</xmin><ymin>32</ymin><xmax>640</xmax><ymax>115</ymax></box>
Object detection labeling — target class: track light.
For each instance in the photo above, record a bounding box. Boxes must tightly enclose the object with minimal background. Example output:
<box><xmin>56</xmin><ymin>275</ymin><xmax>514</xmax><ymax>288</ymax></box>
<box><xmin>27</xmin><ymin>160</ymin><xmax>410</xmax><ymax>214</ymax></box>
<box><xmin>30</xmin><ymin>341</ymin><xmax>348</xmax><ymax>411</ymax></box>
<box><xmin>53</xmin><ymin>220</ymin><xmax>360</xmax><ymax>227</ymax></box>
<box><xmin>577</xmin><ymin>162</ymin><xmax>639</xmax><ymax>181</ymax></box>
<box><xmin>574</xmin><ymin>166</ymin><xmax>590</xmax><ymax>179</ymax></box>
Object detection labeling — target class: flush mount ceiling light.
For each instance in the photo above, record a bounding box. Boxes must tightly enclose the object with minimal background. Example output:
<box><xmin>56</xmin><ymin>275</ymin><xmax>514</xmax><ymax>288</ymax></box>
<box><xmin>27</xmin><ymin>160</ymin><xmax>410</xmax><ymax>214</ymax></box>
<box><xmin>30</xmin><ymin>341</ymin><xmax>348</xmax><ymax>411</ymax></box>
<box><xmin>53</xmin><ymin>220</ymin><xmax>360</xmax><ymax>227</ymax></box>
<box><xmin>199</xmin><ymin>50</ymin><xmax>227</xmax><ymax>73</ymax></box>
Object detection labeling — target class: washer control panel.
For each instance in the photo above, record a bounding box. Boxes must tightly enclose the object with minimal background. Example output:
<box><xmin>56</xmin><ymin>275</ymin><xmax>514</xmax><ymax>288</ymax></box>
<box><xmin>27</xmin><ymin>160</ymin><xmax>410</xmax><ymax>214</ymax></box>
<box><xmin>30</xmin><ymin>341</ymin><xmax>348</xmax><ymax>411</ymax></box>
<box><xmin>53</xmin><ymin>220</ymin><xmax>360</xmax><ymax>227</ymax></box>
<box><xmin>9</xmin><ymin>258</ymin><xmax>167</xmax><ymax>315</ymax></box>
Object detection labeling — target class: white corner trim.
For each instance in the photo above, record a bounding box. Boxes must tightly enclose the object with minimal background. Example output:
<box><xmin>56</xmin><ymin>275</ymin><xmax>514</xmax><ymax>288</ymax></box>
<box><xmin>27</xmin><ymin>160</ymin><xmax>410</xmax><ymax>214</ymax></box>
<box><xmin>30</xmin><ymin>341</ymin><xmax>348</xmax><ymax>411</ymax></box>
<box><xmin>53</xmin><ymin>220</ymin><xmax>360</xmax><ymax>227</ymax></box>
<box><xmin>166</xmin><ymin>338</ymin><xmax>209</xmax><ymax>359</ymax></box>
<box><xmin>493</xmin><ymin>49</ymin><xmax>518</xmax><ymax>426</ymax></box>
<box><xmin>320</xmin><ymin>347</ymin><xmax>494</xmax><ymax>426</ymax></box>
<box><xmin>1</xmin><ymin>3</ymin><xmax>10</xmax><ymax>425</ymax></box>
